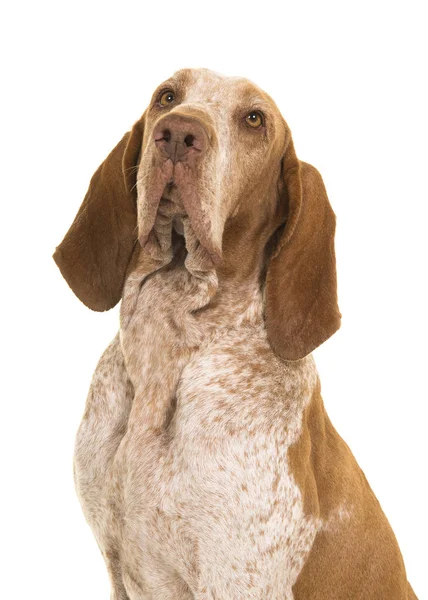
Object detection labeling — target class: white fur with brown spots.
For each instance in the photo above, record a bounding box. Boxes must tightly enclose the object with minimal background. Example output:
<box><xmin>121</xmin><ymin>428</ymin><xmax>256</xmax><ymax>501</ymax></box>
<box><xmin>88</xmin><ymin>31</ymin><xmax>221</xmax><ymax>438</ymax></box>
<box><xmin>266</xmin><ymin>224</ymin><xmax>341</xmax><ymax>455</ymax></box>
<box><xmin>56</xmin><ymin>69</ymin><xmax>416</xmax><ymax>600</ymax></box>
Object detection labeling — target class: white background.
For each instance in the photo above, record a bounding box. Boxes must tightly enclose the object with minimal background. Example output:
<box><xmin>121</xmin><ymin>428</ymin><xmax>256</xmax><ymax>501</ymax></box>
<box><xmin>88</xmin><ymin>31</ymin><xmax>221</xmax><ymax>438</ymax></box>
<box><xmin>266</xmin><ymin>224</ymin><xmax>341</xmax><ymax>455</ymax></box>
<box><xmin>1</xmin><ymin>1</ymin><xmax>427</xmax><ymax>598</ymax></box>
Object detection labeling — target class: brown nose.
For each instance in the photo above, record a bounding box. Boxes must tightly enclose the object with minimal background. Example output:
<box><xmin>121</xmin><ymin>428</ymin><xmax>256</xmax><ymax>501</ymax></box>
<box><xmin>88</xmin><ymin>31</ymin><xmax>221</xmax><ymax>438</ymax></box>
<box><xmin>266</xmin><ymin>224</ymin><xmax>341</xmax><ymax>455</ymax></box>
<box><xmin>153</xmin><ymin>114</ymin><xmax>208</xmax><ymax>164</ymax></box>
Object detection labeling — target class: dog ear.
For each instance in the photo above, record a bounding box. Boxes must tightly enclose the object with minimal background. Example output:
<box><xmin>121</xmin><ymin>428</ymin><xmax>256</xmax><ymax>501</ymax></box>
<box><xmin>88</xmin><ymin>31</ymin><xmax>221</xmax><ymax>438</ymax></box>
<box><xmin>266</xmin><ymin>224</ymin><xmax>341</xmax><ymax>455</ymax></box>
<box><xmin>265</xmin><ymin>140</ymin><xmax>341</xmax><ymax>360</ymax></box>
<box><xmin>53</xmin><ymin>118</ymin><xmax>144</xmax><ymax>311</ymax></box>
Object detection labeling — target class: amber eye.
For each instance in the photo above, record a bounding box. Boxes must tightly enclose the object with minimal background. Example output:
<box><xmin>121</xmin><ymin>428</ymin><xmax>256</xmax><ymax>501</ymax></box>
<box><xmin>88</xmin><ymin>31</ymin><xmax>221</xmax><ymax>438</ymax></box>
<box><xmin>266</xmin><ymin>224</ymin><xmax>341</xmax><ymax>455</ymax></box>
<box><xmin>245</xmin><ymin>111</ymin><xmax>264</xmax><ymax>129</ymax></box>
<box><xmin>159</xmin><ymin>90</ymin><xmax>175</xmax><ymax>106</ymax></box>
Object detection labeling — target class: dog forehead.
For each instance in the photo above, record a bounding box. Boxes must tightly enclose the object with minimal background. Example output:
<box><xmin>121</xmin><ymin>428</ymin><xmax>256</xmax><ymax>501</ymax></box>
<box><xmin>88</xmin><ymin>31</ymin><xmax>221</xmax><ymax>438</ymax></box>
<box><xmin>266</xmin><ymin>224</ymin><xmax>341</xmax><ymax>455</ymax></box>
<box><xmin>173</xmin><ymin>68</ymin><xmax>260</xmax><ymax>108</ymax></box>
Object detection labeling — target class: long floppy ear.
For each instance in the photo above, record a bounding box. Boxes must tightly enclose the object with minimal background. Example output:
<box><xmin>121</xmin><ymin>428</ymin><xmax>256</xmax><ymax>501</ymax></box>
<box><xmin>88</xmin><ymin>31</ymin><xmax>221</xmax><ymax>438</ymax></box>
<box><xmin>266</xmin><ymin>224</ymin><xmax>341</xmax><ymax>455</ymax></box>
<box><xmin>53</xmin><ymin>119</ymin><xmax>144</xmax><ymax>311</ymax></box>
<box><xmin>265</xmin><ymin>140</ymin><xmax>341</xmax><ymax>361</ymax></box>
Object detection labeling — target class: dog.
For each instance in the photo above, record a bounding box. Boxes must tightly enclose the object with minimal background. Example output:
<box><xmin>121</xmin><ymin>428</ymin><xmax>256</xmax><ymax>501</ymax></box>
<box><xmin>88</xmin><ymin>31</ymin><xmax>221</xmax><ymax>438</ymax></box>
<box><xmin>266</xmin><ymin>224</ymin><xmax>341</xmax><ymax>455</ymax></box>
<box><xmin>54</xmin><ymin>68</ymin><xmax>417</xmax><ymax>599</ymax></box>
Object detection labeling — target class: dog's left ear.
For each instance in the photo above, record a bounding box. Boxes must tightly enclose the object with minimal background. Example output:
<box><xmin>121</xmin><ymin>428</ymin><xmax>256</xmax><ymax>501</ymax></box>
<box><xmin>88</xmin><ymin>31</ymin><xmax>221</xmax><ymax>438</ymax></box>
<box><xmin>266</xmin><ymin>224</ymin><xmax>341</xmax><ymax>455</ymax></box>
<box><xmin>265</xmin><ymin>140</ymin><xmax>341</xmax><ymax>361</ymax></box>
<box><xmin>53</xmin><ymin>118</ymin><xmax>144</xmax><ymax>311</ymax></box>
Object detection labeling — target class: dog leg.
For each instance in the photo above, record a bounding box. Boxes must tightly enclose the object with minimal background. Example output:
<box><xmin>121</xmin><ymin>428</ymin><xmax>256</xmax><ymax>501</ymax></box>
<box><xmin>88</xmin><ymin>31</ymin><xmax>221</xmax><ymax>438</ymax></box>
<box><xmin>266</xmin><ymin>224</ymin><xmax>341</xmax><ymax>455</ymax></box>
<box><xmin>73</xmin><ymin>335</ymin><xmax>135</xmax><ymax>598</ymax></box>
<box><xmin>104</xmin><ymin>548</ymin><xmax>131</xmax><ymax>600</ymax></box>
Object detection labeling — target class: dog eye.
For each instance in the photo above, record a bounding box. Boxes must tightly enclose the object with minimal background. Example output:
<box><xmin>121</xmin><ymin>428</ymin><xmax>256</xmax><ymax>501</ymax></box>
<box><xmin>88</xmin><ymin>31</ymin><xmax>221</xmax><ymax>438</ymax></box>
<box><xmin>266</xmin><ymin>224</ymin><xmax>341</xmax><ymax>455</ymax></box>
<box><xmin>245</xmin><ymin>111</ymin><xmax>264</xmax><ymax>129</ymax></box>
<box><xmin>159</xmin><ymin>90</ymin><xmax>175</xmax><ymax>106</ymax></box>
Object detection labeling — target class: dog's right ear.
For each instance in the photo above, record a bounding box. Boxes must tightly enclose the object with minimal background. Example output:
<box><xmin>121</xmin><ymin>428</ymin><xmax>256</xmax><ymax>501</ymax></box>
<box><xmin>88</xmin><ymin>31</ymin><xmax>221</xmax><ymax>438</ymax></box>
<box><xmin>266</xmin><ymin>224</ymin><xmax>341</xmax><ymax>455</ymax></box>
<box><xmin>53</xmin><ymin>118</ymin><xmax>144</xmax><ymax>311</ymax></box>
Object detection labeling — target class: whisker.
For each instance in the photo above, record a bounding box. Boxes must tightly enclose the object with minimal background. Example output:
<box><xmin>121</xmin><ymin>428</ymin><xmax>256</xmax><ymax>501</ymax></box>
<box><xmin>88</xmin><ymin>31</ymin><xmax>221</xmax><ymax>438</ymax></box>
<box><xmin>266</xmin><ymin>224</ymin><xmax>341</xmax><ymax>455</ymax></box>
<box><xmin>131</xmin><ymin>178</ymin><xmax>143</xmax><ymax>194</ymax></box>
<box><xmin>123</xmin><ymin>165</ymin><xmax>140</xmax><ymax>174</ymax></box>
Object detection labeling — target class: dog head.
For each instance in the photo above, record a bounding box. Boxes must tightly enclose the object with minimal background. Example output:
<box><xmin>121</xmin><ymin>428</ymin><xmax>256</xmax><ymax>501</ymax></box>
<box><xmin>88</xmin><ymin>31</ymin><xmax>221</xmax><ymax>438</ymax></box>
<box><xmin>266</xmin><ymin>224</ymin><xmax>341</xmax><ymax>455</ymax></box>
<box><xmin>54</xmin><ymin>68</ymin><xmax>340</xmax><ymax>360</ymax></box>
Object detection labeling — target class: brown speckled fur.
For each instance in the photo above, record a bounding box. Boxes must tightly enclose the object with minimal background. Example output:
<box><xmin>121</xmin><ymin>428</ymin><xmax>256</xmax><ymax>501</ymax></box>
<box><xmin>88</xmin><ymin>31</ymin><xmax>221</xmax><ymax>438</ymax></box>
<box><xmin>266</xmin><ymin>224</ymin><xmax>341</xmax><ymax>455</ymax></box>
<box><xmin>54</xmin><ymin>69</ymin><xmax>417</xmax><ymax>599</ymax></box>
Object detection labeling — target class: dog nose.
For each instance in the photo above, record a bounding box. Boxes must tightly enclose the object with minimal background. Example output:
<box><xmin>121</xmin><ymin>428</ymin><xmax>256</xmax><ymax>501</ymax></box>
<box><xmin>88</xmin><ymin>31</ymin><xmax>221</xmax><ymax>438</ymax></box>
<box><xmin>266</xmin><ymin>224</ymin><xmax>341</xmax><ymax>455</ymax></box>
<box><xmin>153</xmin><ymin>114</ymin><xmax>208</xmax><ymax>164</ymax></box>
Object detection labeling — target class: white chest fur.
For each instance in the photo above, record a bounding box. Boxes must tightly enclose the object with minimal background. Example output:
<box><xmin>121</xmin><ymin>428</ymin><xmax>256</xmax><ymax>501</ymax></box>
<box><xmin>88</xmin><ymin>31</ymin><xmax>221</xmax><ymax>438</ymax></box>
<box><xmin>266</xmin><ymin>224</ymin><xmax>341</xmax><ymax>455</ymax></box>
<box><xmin>74</xmin><ymin>264</ymin><xmax>321</xmax><ymax>599</ymax></box>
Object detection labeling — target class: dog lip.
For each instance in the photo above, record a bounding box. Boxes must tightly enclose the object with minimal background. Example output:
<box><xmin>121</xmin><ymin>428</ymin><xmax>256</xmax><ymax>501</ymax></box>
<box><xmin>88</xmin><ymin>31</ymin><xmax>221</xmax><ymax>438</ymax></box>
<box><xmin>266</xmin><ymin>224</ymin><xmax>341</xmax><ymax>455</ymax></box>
<box><xmin>137</xmin><ymin>159</ymin><xmax>222</xmax><ymax>264</ymax></box>
<box><xmin>161</xmin><ymin>182</ymin><xmax>182</xmax><ymax>205</ymax></box>
<box><xmin>138</xmin><ymin>233</ymin><xmax>149</xmax><ymax>247</ymax></box>
<box><xmin>172</xmin><ymin>216</ymin><xmax>185</xmax><ymax>235</ymax></box>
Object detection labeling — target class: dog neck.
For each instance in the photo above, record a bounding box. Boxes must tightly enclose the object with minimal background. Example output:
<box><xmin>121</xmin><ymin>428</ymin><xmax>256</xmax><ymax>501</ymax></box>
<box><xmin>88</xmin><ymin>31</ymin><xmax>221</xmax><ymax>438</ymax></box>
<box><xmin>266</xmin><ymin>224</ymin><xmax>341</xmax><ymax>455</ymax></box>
<box><xmin>121</xmin><ymin>181</ymin><xmax>285</xmax><ymax>330</ymax></box>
